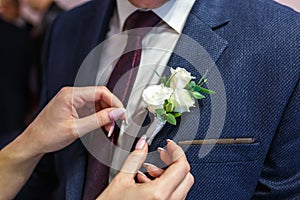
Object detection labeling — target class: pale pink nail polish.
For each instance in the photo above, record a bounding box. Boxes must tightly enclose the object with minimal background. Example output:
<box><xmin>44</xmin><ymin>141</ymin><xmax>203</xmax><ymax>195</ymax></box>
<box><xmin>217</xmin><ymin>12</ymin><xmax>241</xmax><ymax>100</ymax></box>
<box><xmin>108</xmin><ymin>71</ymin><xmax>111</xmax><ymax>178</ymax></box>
<box><xmin>135</xmin><ymin>135</ymin><xmax>147</xmax><ymax>150</ymax></box>
<box><xmin>143</xmin><ymin>163</ymin><xmax>157</xmax><ymax>170</ymax></box>
<box><xmin>108</xmin><ymin>122</ymin><xmax>115</xmax><ymax>138</ymax></box>
<box><xmin>137</xmin><ymin>170</ymin><xmax>147</xmax><ymax>177</ymax></box>
<box><xmin>166</xmin><ymin>139</ymin><xmax>172</xmax><ymax>143</ymax></box>
<box><xmin>157</xmin><ymin>147</ymin><xmax>164</xmax><ymax>152</ymax></box>
<box><xmin>109</xmin><ymin>108</ymin><xmax>126</xmax><ymax>121</ymax></box>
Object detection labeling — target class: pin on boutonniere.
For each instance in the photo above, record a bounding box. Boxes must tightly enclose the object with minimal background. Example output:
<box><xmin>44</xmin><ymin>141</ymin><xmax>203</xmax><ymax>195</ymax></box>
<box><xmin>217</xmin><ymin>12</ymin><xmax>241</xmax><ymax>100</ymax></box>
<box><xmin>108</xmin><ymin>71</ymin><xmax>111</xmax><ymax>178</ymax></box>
<box><xmin>142</xmin><ymin>67</ymin><xmax>215</xmax><ymax>144</ymax></box>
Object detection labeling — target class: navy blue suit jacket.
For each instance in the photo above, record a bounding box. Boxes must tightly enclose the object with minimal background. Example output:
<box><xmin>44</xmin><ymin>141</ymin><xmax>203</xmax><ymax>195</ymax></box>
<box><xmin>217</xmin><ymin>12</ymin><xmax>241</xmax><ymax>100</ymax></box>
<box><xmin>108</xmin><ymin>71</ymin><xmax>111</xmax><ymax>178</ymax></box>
<box><xmin>17</xmin><ymin>0</ymin><xmax>300</xmax><ymax>199</ymax></box>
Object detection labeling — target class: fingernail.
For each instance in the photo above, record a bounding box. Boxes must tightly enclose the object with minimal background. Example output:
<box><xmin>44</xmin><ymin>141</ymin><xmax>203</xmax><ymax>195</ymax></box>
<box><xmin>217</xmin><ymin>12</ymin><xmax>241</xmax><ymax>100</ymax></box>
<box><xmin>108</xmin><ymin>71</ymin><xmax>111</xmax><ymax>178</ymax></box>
<box><xmin>166</xmin><ymin>139</ymin><xmax>172</xmax><ymax>143</ymax></box>
<box><xmin>137</xmin><ymin>170</ymin><xmax>147</xmax><ymax>177</ymax></box>
<box><xmin>107</xmin><ymin>122</ymin><xmax>115</xmax><ymax>138</ymax></box>
<box><xmin>109</xmin><ymin>108</ymin><xmax>126</xmax><ymax>121</ymax></box>
<box><xmin>157</xmin><ymin>147</ymin><xmax>164</xmax><ymax>152</ymax></box>
<box><xmin>135</xmin><ymin>135</ymin><xmax>147</xmax><ymax>150</ymax></box>
<box><xmin>143</xmin><ymin>163</ymin><xmax>157</xmax><ymax>170</ymax></box>
<box><xmin>123</xmin><ymin>116</ymin><xmax>128</xmax><ymax>126</ymax></box>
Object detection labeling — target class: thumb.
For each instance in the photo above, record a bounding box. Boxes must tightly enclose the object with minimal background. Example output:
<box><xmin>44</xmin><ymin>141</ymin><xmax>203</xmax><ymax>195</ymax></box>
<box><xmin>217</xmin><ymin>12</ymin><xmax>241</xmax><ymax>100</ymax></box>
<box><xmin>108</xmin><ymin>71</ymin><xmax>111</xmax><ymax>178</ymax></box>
<box><xmin>118</xmin><ymin>135</ymin><xmax>148</xmax><ymax>179</ymax></box>
<box><xmin>75</xmin><ymin>108</ymin><xmax>126</xmax><ymax>137</ymax></box>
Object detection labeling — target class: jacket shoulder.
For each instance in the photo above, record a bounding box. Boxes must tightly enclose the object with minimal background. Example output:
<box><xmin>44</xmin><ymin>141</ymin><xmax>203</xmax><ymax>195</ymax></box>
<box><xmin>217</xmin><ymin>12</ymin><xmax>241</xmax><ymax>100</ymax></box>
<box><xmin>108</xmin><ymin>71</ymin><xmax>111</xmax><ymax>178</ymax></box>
<box><xmin>53</xmin><ymin>0</ymin><xmax>99</xmax><ymax>29</ymax></box>
<box><xmin>229</xmin><ymin>0</ymin><xmax>300</xmax><ymax>28</ymax></box>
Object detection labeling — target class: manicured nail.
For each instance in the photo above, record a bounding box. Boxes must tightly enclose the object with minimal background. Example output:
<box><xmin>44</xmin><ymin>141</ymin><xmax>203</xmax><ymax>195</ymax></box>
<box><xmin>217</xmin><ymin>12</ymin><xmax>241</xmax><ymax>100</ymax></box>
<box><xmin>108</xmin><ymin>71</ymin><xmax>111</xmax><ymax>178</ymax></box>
<box><xmin>123</xmin><ymin>116</ymin><xmax>128</xmax><ymax>126</ymax></box>
<box><xmin>143</xmin><ymin>163</ymin><xmax>158</xmax><ymax>170</ymax></box>
<box><xmin>109</xmin><ymin>108</ymin><xmax>126</xmax><ymax>121</ymax></box>
<box><xmin>135</xmin><ymin>135</ymin><xmax>147</xmax><ymax>150</ymax></box>
<box><xmin>166</xmin><ymin>139</ymin><xmax>172</xmax><ymax>143</ymax></box>
<box><xmin>108</xmin><ymin>122</ymin><xmax>115</xmax><ymax>138</ymax></box>
<box><xmin>157</xmin><ymin>147</ymin><xmax>165</xmax><ymax>152</ymax></box>
<box><xmin>137</xmin><ymin>170</ymin><xmax>147</xmax><ymax>177</ymax></box>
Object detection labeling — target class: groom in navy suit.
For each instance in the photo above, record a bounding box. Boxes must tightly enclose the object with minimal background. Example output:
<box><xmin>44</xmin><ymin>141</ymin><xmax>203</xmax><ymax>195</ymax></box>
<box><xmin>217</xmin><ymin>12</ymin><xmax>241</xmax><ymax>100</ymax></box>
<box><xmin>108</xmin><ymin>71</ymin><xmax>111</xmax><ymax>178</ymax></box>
<box><xmin>17</xmin><ymin>0</ymin><xmax>300</xmax><ymax>199</ymax></box>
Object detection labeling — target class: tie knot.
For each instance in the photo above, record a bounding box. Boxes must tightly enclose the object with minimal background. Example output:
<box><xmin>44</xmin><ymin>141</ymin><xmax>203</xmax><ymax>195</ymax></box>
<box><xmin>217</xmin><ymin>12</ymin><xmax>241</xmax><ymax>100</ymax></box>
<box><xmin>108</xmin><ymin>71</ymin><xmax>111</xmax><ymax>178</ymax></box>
<box><xmin>124</xmin><ymin>10</ymin><xmax>161</xmax><ymax>34</ymax></box>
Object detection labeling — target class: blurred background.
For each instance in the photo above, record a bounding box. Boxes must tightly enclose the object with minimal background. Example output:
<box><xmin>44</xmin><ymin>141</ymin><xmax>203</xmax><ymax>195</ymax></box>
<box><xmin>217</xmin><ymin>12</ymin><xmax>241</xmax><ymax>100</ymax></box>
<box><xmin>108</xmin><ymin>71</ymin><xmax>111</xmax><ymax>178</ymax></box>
<box><xmin>0</xmin><ymin>0</ymin><xmax>90</xmax><ymax>146</ymax></box>
<box><xmin>0</xmin><ymin>0</ymin><xmax>299</xmax><ymax>147</ymax></box>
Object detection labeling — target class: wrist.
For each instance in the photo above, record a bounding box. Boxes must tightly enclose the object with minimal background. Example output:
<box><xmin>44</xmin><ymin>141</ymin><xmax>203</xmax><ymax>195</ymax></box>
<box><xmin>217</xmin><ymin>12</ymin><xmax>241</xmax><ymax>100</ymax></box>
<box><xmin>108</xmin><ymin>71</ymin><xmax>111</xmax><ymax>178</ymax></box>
<box><xmin>13</xmin><ymin>126</ymin><xmax>45</xmax><ymax>160</ymax></box>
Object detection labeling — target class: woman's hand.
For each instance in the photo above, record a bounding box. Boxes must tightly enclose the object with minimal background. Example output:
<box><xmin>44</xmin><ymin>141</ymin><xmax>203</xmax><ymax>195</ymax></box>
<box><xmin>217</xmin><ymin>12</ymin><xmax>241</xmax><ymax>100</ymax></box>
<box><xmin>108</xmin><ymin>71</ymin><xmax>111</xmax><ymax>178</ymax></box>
<box><xmin>138</xmin><ymin>146</ymin><xmax>194</xmax><ymax>200</ymax></box>
<box><xmin>0</xmin><ymin>86</ymin><xmax>125</xmax><ymax>200</ymax></box>
<box><xmin>22</xmin><ymin>86</ymin><xmax>125</xmax><ymax>157</ymax></box>
<box><xmin>97</xmin><ymin>137</ymin><xmax>194</xmax><ymax>200</ymax></box>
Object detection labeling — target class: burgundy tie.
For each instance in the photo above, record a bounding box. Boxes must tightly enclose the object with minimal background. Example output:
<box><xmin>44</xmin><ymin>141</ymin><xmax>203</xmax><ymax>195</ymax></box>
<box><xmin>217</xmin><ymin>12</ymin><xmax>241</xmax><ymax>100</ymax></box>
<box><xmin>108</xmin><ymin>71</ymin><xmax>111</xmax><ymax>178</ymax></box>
<box><xmin>82</xmin><ymin>11</ymin><xmax>160</xmax><ymax>200</ymax></box>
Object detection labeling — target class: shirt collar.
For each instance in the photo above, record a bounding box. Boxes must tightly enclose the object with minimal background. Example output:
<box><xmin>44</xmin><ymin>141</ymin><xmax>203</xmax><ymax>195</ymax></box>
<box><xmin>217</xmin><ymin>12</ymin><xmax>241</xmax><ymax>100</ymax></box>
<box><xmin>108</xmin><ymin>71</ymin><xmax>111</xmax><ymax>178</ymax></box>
<box><xmin>116</xmin><ymin>0</ymin><xmax>195</xmax><ymax>33</ymax></box>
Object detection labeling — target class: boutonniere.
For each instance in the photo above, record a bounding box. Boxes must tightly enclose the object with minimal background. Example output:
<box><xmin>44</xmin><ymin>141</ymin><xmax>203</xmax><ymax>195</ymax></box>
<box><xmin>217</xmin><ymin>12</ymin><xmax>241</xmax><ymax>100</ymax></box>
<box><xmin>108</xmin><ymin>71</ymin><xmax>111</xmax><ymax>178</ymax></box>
<box><xmin>142</xmin><ymin>67</ymin><xmax>215</xmax><ymax>144</ymax></box>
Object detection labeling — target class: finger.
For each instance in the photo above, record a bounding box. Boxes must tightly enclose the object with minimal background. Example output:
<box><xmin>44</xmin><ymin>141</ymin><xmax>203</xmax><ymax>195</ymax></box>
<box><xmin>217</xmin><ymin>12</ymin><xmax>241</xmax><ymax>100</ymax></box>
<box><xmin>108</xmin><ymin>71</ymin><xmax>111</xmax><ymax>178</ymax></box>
<box><xmin>85</xmin><ymin>101</ymin><xmax>109</xmax><ymax>113</ymax></box>
<box><xmin>158</xmin><ymin>141</ymin><xmax>186</xmax><ymax>166</ymax></box>
<box><xmin>143</xmin><ymin>163</ymin><xmax>164</xmax><ymax>178</ymax></box>
<box><xmin>94</xmin><ymin>87</ymin><xmax>124</xmax><ymax>108</ymax></box>
<box><xmin>158</xmin><ymin>147</ymin><xmax>172</xmax><ymax>165</ymax></box>
<box><xmin>137</xmin><ymin>171</ymin><xmax>151</xmax><ymax>183</ymax></box>
<box><xmin>119</xmin><ymin>136</ymin><xmax>148</xmax><ymax>179</ymax></box>
<box><xmin>72</xmin><ymin>86</ymin><xmax>124</xmax><ymax>109</ymax></box>
<box><xmin>166</xmin><ymin>139</ymin><xmax>187</xmax><ymax>163</ymax></box>
<box><xmin>169</xmin><ymin>173</ymin><xmax>194</xmax><ymax>200</ymax></box>
<box><xmin>75</xmin><ymin>107</ymin><xmax>125</xmax><ymax>137</ymax></box>
<box><xmin>154</xmin><ymin>140</ymin><xmax>190</xmax><ymax>199</ymax></box>
<box><xmin>95</xmin><ymin>100</ymin><xmax>109</xmax><ymax>111</ymax></box>
<box><xmin>105</xmin><ymin>122</ymin><xmax>115</xmax><ymax>138</ymax></box>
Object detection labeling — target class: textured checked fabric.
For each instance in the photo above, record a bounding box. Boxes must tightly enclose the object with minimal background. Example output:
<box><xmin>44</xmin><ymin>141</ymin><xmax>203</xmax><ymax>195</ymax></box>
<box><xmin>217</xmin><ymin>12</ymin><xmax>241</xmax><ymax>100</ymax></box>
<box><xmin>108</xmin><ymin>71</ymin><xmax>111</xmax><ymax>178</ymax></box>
<box><xmin>82</xmin><ymin>10</ymin><xmax>161</xmax><ymax>200</ymax></box>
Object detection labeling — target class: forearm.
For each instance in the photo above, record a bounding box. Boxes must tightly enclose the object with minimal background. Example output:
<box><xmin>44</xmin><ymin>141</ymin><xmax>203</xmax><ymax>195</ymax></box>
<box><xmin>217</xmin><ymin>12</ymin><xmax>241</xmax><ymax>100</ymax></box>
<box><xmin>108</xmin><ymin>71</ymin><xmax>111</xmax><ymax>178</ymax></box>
<box><xmin>0</xmin><ymin>128</ymin><xmax>44</xmax><ymax>200</ymax></box>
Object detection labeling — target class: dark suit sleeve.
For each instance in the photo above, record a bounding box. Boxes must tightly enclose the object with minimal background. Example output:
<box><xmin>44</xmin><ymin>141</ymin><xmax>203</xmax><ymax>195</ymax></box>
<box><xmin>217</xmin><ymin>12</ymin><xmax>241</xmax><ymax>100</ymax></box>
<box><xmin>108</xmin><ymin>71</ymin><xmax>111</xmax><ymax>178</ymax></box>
<box><xmin>253</xmin><ymin>78</ymin><xmax>300</xmax><ymax>199</ymax></box>
<box><xmin>14</xmin><ymin>18</ymin><xmax>60</xmax><ymax>200</ymax></box>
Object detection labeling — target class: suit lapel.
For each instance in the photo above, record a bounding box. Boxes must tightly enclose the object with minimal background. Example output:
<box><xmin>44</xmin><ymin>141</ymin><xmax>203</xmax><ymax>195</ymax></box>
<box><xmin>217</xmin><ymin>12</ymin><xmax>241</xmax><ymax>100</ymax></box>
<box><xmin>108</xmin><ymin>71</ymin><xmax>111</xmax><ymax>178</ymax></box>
<box><xmin>65</xmin><ymin>1</ymin><xmax>115</xmax><ymax>199</ymax></box>
<box><xmin>168</xmin><ymin>0</ymin><xmax>229</xmax><ymax>69</ymax></box>
<box><xmin>149</xmin><ymin>1</ymin><xmax>230</xmax><ymax>151</ymax></box>
<box><xmin>72</xmin><ymin>0</ymin><xmax>116</xmax><ymax>86</ymax></box>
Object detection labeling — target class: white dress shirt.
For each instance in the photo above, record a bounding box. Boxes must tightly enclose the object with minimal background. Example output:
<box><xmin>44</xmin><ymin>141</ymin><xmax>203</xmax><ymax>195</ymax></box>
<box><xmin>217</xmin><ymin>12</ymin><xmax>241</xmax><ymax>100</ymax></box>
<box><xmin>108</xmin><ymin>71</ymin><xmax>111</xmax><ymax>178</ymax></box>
<box><xmin>94</xmin><ymin>0</ymin><xmax>195</xmax><ymax>179</ymax></box>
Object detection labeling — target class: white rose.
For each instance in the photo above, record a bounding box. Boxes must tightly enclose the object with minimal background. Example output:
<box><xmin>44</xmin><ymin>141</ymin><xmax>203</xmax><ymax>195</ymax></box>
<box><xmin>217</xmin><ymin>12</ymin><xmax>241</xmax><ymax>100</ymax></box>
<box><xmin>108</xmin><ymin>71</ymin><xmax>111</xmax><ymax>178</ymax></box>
<box><xmin>170</xmin><ymin>88</ymin><xmax>195</xmax><ymax>113</ymax></box>
<box><xmin>170</xmin><ymin>67</ymin><xmax>195</xmax><ymax>90</ymax></box>
<box><xmin>142</xmin><ymin>84</ymin><xmax>174</xmax><ymax>113</ymax></box>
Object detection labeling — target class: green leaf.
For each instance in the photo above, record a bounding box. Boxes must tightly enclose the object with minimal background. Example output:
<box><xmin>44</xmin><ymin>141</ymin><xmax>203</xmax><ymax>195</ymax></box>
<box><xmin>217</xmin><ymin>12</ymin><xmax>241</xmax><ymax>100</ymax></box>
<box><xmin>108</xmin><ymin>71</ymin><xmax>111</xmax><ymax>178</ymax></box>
<box><xmin>185</xmin><ymin>81</ymin><xmax>196</xmax><ymax>90</ymax></box>
<box><xmin>198</xmin><ymin>87</ymin><xmax>215</xmax><ymax>94</ymax></box>
<box><xmin>166</xmin><ymin>113</ymin><xmax>176</xmax><ymax>125</ymax></box>
<box><xmin>193</xmin><ymin>85</ymin><xmax>202</xmax><ymax>92</ymax></box>
<box><xmin>190</xmin><ymin>91</ymin><xmax>205</xmax><ymax>99</ymax></box>
<box><xmin>157</xmin><ymin>113</ymin><xmax>165</xmax><ymax>122</ymax></box>
<box><xmin>155</xmin><ymin>109</ymin><xmax>165</xmax><ymax>116</ymax></box>
<box><xmin>190</xmin><ymin>81</ymin><xmax>196</xmax><ymax>87</ymax></box>
<box><xmin>173</xmin><ymin>112</ymin><xmax>182</xmax><ymax>118</ymax></box>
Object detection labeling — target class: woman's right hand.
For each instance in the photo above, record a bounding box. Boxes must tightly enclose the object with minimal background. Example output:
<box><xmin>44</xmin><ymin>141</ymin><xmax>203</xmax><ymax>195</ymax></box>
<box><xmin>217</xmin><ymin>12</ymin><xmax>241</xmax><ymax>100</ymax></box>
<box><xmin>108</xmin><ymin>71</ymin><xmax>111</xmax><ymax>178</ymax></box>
<box><xmin>0</xmin><ymin>86</ymin><xmax>126</xmax><ymax>200</ymax></box>
<box><xmin>21</xmin><ymin>86</ymin><xmax>126</xmax><ymax>157</ymax></box>
<box><xmin>97</xmin><ymin>138</ymin><xmax>194</xmax><ymax>200</ymax></box>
